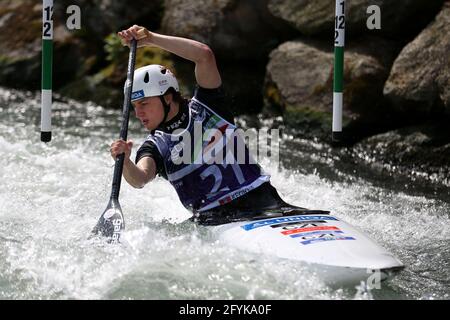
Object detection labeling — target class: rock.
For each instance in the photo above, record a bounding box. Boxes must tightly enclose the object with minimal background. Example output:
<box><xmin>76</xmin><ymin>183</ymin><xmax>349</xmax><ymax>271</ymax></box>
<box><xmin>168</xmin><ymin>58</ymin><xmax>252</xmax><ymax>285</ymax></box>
<box><xmin>0</xmin><ymin>1</ymin><xmax>41</xmax><ymax>60</ymax></box>
<box><xmin>0</xmin><ymin>1</ymin><xmax>42</xmax><ymax>88</ymax></box>
<box><xmin>267</xmin><ymin>0</ymin><xmax>444</xmax><ymax>39</ymax></box>
<box><xmin>0</xmin><ymin>1</ymin><xmax>83</xmax><ymax>90</ymax></box>
<box><xmin>263</xmin><ymin>39</ymin><xmax>393</xmax><ymax>141</ymax></box>
<box><xmin>60</xmin><ymin>45</ymin><xmax>177</xmax><ymax>108</ymax></box>
<box><xmin>351</xmin><ymin>121</ymin><xmax>450</xmax><ymax>187</ymax></box>
<box><xmin>384</xmin><ymin>3</ymin><xmax>450</xmax><ymax>116</ymax></box>
<box><xmin>58</xmin><ymin>76</ymin><xmax>122</xmax><ymax>109</ymax></box>
<box><xmin>161</xmin><ymin>0</ymin><xmax>295</xmax><ymax>60</ymax></box>
<box><xmin>56</xmin><ymin>0</ymin><xmax>164</xmax><ymax>40</ymax></box>
<box><xmin>161</xmin><ymin>0</ymin><xmax>296</xmax><ymax>114</ymax></box>
<box><xmin>0</xmin><ymin>0</ymin><xmax>165</xmax><ymax>94</ymax></box>
<box><xmin>161</xmin><ymin>0</ymin><xmax>231</xmax><ymax>45</ymax></box>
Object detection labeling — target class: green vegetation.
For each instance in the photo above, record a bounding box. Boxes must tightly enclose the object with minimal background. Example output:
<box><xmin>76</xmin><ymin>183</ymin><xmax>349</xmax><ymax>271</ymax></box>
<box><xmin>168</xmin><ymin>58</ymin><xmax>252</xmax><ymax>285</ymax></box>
<box><xmin>101</xmin><ymin>33</ymin><xmax>176</xmax><ymax>83</ymax></box>
<box><xmin>104</xmin><ymin>33</ymin><xmax>128</xmax><ymax>63</ymax></box>
<box><xmin>104</xmin><ymin>33</ymin><xmax>175</xmax><ymax>69</ymax></box>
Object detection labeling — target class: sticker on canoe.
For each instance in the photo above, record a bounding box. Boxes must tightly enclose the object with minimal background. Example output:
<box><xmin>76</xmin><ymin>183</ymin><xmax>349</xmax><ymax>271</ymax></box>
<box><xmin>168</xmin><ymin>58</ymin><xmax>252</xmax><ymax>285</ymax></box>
<box><xmin>281</xmin><ymin>226</ymin><xmax>340</xmax><ymax>236</ymax></box>
<box><xmin>300</xmin><ymin>236</ymin><xmax>356</xmax><ymax>245</ymax></box>
<box><xmin>241</xmin><ymin>216</ymin><xmax>338</xmax><ymax>231</ymax></box>
<box><xmin>289</xmin><ymin>230</ymin><xmax>344</xmax><ymax>239</ymax></box>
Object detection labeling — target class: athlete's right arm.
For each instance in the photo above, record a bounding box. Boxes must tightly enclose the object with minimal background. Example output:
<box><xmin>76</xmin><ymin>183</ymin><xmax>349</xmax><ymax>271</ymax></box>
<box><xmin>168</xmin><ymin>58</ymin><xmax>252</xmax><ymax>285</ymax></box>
<box><xmin>118</xmin><ymin>25</ymin><xmax>222</xmax><ymax>89</ymax></box>
<box><xmin>110</xmin><ymin>140</ymin><xmax>156</xmax><ymax>188</ymax></box>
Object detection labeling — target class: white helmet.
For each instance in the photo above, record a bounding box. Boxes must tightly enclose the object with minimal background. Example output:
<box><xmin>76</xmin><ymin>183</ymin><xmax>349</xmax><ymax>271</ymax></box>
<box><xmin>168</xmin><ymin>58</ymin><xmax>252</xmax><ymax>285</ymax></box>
<box><xmin>130</xmin><ymin>64</ymin><xmax>179</xmax><ymax>102</ymax></box>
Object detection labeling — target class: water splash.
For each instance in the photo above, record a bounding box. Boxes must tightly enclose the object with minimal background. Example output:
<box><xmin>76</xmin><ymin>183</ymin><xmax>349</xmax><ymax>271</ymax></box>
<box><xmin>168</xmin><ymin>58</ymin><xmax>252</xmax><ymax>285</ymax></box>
<box><xmin>0</xmin><ymin>87</ymin><xmax>449</xmax><ymax>299</ymax></box>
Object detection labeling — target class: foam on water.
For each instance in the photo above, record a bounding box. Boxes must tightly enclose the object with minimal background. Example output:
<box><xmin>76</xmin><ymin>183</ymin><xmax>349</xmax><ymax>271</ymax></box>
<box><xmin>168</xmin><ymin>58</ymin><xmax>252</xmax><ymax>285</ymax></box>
<box><xmin>0</xmin><ymin>87</ymin><xmax>449</xmax><ymax>299</ymax></box>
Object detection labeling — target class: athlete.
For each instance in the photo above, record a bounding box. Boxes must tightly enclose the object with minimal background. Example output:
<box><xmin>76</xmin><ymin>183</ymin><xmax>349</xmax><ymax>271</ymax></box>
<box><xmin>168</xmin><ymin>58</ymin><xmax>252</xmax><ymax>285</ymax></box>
<box><xmin>110</xmin><ymin>25</ymin><xmax>302</xmax><ymax>225</ymax></box>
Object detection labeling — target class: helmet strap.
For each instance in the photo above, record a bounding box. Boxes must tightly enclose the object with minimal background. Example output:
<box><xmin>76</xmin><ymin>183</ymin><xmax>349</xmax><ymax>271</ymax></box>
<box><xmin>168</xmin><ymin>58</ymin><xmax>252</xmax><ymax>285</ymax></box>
<box><xmin>157</xmin><ymin>95</ymin><xmax>171</xmax><ymax>128</ymax></box>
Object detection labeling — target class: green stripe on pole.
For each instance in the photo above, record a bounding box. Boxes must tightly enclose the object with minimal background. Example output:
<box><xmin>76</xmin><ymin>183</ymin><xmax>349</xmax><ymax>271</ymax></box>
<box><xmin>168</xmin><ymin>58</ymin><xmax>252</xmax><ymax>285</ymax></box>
<box><xmin>41</xmin><ymin>0</ymin><xmax>53</xmax><ymax>142</ymax></box>
<box><xmin>42</xmin><ymin>39</ymin><xmax>53</xmax><ymax>90</ymax></box>
<box><xmin>333</xmin><ymin>46</ymin><xmax>344</xmax><ymax>93</ymax></box>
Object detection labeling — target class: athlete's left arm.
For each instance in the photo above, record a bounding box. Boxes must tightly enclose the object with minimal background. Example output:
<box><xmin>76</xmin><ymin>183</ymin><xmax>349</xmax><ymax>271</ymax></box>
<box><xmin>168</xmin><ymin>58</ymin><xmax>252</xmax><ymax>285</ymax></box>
<box><xmin>118</xmin><ymin>25</ymin><xmax>222</xmax><ymax>89</ymax></box>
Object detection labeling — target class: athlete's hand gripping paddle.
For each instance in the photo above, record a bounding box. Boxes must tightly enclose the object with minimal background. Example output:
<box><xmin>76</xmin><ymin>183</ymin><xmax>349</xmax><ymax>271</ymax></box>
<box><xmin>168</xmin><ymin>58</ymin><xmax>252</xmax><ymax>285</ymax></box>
<box><xmin>91</xmin><ymin>39</ymin><xmax>137</xmax><ymax>243</ymax></box>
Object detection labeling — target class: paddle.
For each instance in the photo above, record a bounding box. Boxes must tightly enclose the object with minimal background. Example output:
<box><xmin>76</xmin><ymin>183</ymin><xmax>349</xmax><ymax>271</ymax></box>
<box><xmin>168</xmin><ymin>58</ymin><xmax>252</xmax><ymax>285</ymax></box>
<box><xmin>91</xmin><ymin>38</ymin><xmax>137</xmax><ymax>243</ymax></box>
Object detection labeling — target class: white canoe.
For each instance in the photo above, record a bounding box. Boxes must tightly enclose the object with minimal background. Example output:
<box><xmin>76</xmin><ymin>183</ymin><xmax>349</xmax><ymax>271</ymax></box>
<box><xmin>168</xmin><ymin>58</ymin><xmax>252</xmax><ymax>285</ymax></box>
<box><xmin>212</xmin><ymin>211</ymin><xmax>404</xmax><ymax>287</ymax></box>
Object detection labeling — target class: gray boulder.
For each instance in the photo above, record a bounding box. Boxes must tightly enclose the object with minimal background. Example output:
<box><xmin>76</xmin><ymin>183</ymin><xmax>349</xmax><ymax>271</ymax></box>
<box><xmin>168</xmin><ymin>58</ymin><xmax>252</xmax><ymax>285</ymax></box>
<box><xmin>0</xmin><ymin>1</ymin><xmax>42</xmax><ymax>88</ymax></box>
<box><xmin>384</xmin><ymin>3</ymin><xmax>450</xmax><ymax>116</ymax></box>
<box><xmin>267</xmin><ymin>0</ymin><xmax>444</xmax><ymax>38</ymax></box>
<box><xmin>264</xmin><ymin>39</ymin><xmax>393</xmax><ymax>140</ymax></box>
<box><xmin>161</xmin><ymin>0</ymin><xmax>294</xmax><ymax>60</ymax></box>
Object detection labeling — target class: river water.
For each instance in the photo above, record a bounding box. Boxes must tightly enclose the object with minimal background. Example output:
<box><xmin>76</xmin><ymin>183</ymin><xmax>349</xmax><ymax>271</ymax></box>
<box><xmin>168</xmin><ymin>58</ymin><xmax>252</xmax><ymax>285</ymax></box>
<box><xmin>0</xmin><ymin>87</ymin><xmax>449</xmax><ymax>300</ymax></box>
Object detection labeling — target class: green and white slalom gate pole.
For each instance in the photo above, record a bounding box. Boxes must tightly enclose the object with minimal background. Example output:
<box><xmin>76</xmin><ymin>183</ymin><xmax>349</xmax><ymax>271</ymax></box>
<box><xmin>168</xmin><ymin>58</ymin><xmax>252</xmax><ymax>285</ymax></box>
<box><xmin>333</xmin><ymin>0</ymin><xmax>345</xmax><ymax>142</ymax></box>
<box><xmin>41</xmin><ymin>0</ymin><xmax>53</xmax><ymax>142</ymax></box>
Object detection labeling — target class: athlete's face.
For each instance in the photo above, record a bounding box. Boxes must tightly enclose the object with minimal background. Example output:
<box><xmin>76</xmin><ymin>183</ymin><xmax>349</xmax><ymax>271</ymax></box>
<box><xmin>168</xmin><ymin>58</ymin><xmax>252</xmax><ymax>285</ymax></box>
<box><xmin>133</xmin><ymin>97</ymin><xmax>164</xmax><ymax>130</ymax></box>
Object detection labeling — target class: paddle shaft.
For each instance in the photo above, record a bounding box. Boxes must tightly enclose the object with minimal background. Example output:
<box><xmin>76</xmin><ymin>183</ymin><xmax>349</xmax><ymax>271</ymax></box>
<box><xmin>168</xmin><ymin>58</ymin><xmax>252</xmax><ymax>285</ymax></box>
<box><xmin>110</xmin><ymin>39</ymin><xmax>137</xmax><ymax>200</ymax></box>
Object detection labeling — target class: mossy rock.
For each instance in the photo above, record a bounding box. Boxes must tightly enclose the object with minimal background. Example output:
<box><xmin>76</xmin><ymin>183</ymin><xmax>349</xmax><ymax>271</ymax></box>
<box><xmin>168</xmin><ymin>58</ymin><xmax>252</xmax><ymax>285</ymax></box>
<box><xmin>0</xmin><ymin>55</ymin><xmax>40</xmax><ymax>89</ymax></box>
<box><xmin>98</xmin><ymin>33</ymin><xmax>178</xmax><ymax>88</ymax></box>
<box><xmin>264</xmin><ymin>82</ymin><xmax>284</xmax><ymax>114</ymax></box>
<box><xmin>0</xmin><ymin>55</ymin><xmax>15</xmax><ymax>66</ymax></box>
<box><xmin>58</xmin><ymin>77</ymin><xmax>122</xmax><ymax>109</ymax></box>
<box><xmin>283</xmin><ymin>104</ymin><xmax>353</xmax><ymax>141</ymax></box>
<box><xmin>104</xmin><ymin>33</ymin><xmax>175</xmax><ymax>70</ymax></box>
<box><xmin>285</xmin><ymin>105</ymin><xmax>330</xmax><ymax>129</ymax></box>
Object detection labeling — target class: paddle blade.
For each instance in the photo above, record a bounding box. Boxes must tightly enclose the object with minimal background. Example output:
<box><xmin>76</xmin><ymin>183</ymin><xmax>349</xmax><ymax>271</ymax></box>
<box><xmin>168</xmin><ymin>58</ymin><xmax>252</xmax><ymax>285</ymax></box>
<box><xmin>91</xmin><ymin>200</ymin><xmax>125</xmax><ymax>243</ymax></box>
